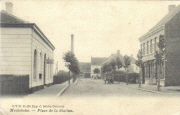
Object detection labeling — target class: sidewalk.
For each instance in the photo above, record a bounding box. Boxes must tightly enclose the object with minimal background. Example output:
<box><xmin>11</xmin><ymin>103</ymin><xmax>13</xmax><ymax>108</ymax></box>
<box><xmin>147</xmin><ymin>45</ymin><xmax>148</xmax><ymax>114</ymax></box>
<box><xmin>121</xmin><ymin>82</ymin><xmax>180</xmax><ymax>95</ymax></box>
<box><xmin>27</xmin><ymin>81</ymin><xmax>69</xmax><ymax>97</ymax></box>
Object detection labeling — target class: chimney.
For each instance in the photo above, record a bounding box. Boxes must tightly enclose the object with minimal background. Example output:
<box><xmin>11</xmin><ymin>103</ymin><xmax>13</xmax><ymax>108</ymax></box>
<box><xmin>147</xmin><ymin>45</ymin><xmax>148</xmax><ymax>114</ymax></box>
<box><xmin>71</xmin><ymin>34</ymin><xmax>74</xmax><ymax>53</ymax></box>
<box><xmin>168</xmin><ymin>5</ymin><xmax>176</xmax><ymax>12</ymax></box>
<box><xmin>117</xmin><ymin>50</ymin><xmax>120</xmax><ymax>55</ymax></box>
<box><xmin>6</xmin><ymin>2</ymin><xmax>13</xmax><ymax>14</ymax></box>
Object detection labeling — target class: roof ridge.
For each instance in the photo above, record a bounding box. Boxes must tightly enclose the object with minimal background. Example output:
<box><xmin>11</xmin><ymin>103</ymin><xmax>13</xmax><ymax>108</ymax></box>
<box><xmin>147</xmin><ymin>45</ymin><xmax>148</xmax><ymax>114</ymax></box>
<box><xmin>139</xmin><ymin>4</ymin><xmax>180</xmax><ymax>40</ymax></box>
<box><xmin>1</xmin><ymin>10</ymin><xmax>29</xmax><ymax>23</ymax></box>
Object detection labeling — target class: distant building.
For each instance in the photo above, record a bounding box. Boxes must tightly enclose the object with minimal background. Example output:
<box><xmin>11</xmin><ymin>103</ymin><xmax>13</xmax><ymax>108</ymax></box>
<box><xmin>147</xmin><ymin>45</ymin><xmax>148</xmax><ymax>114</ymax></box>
<box><xmin>128</xmin><ymin>55</ymin><xmax>140</xmax><ymax>73</ymax></box>
<box><xmin>91</xmin><ymin>57</ymin><xmax>108</xmax><ymax>78</ymax></box>
<box><xmin>101</xmin><ymin>50</ymin><xmax>139</xmax><ymax>73</ymax></box>
<box><xmin>0</xmin><ymin>3</ymin><xmax>55</xmax><ymax>93</ymax></box>
<box><xmin>79</xmin><ymin>62</ymin><xmax>91</xmax><ymax>78</ymax></box>
<box><xmin>139</xmin><ymin>5</ymin><xmax>180</xmax><ymax>86</ymax></box>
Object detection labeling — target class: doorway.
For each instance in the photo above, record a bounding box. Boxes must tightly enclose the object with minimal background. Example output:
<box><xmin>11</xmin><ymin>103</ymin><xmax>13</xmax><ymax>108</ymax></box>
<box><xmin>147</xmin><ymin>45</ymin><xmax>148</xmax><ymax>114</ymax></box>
<box><xmin>44</xmin><ymin>54</ymin><xmax>46</xmax><ymax>86</ymax></box>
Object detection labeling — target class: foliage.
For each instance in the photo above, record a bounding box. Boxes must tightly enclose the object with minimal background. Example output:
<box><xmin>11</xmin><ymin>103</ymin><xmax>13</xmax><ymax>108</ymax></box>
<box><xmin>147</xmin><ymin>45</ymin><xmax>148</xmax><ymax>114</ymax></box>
<box><xmin>63</xmin><ymin>51</ymin><xmax>80</xmax><ymax>75</ymax></box>
<box><xmin>94</xmin><ymin>68</ymin><xmax>100</xmax><ymax>74</ymax></box>
<box><xmin>110</xmin><ymin>59</ymin><xmax>116</xmax><ymax>70</ymax></box>
<box><xmin>124</xmin><ymin>55</ymin><xmax>131</xmax><ymax>68</ymax></box>
<box><xmin>101</xmin><ymin>64</ymin><xmax>108</xmax><ymax>73</ymax></box>
<box><xmin>136</xmin><ymin>49</ymin><xmax>143</xmax><ymax>68</ymax></box>
<box><xmin>158</xmin><ymin>35</ymin><xmax>166</xmax><ymax>54</ymax></box>
<box><xmin>116</xmin><ymin>56</ymin><xmax>123</xmax><ymax>70</ymax></box>
<box><xmin>154</xmin><ymin>35</ymin><xmax>166</xmax><ymax>64</ymax></box>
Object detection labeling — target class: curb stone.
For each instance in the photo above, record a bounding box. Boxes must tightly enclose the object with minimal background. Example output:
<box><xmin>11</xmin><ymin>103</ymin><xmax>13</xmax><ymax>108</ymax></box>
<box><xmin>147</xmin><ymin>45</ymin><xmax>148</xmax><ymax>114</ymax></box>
<box><xmin>56</xmin><ymin>84</ymin><xmax>70</xmax><ymax>97</ymax></box>
<box><xmin>137</xmin><ymin>88</ymin><xmax>165</xmax><ymax>95</ymax></box>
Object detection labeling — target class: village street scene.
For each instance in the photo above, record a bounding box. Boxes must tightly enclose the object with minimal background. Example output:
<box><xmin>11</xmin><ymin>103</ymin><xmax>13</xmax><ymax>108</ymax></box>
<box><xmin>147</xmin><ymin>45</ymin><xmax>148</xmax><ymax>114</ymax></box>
<box><xmin>1</xmin><ymin>1</ymin><xmax>180</xmax><ymax>98</ymax></box>
<box><xmin>2</xmin><ymin>1</ymin><xmax>180</xmax><ymax>115</ymax></box>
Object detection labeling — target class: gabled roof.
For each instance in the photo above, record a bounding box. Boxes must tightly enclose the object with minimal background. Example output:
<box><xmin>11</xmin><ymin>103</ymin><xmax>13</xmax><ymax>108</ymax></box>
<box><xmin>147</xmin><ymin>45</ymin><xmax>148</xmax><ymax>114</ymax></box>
<box><xmin>139</xmin><ymin>5</ymin><xmax>180</xmax><ymax>40</ymax></box>
<box><xmin>0</xmin><ymin>10</ymin><xmax>28</xmax><ymax>24</ymax></box>
<box><xmin>149</xmin><ymin>5</ymin><xmax>180</xmax><ymax>32</ymax></box>
<box><xmin>91</xmin><ymin>57</ymin><xmax>108</xmax><ymax>65</ymax></box>
<box><xmin>102</xmin><ymin>53</ymin><xmax>125</xmax><ymax>66</ymax></box>
<box><xmin>0</xmin><ymin>10</ymin><xmax>55</xmax><ymax>50</ymax></box>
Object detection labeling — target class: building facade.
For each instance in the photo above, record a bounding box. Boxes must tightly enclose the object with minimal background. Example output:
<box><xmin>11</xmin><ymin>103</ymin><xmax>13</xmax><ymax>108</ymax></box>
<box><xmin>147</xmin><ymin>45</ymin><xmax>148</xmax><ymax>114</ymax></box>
<box><xmin>91</xmin><ymin>57</ymin><xmax>108</xmax><ymax>78</ymax></box>
<box><xmin>139</xmin><ymin>5</ymin><xmax>180</xmax><ymax>86</ymax></box>
<box><xmin>101</xmin><ymin>50</ymin><xmax>139</xmax><ymax>73</ymax></box>
<box><xmin>79</xmin><ymin>62</ymin><xmax>91</xmax><ymax>78</ymax></box>
<box><xmin>0</xmin><ymin>6</ymin><xmax>55</xmax><ymax>92</ymax></box>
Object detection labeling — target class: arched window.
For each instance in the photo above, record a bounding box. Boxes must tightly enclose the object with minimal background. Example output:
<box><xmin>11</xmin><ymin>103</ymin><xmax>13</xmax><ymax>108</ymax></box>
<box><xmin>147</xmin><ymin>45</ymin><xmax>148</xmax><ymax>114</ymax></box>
<box><xmin>40</xmin><ymin>53</ymin><xmax>42</xmax><ymax>73</ymax></box>
<box><xmin>33</xmin><ymin>49</ymin><xmax>37</xmax><ymax>79</ymax></box>
<box><xmin>39</xmin><ymin>52</ymin><xmax>42</xmax><ymax>79</ymax></box>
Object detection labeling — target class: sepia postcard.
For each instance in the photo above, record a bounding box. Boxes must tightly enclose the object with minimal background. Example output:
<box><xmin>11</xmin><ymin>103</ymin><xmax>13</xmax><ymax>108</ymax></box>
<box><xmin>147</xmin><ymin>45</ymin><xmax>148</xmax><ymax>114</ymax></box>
<box><xmin>0</xmin><ymin>0</ymin><xmax>180</xmax><ymax>115</ymax></box>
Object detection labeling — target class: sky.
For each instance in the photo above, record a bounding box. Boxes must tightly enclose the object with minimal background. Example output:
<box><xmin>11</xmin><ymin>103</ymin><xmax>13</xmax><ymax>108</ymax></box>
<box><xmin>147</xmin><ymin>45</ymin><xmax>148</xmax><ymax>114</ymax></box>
<box><xmin>1</xmin><ymin>0</ymin><xmax>180</xmax><ymax>71</ymax></box>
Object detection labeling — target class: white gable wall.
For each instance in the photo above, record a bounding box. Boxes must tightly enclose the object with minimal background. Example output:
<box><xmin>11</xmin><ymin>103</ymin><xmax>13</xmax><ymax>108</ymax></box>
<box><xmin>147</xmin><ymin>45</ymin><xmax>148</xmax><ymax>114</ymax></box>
<box><xmin>0</xmin><ymin>27</ymin><xmax>54</xmax><ymax>88</ymax></box>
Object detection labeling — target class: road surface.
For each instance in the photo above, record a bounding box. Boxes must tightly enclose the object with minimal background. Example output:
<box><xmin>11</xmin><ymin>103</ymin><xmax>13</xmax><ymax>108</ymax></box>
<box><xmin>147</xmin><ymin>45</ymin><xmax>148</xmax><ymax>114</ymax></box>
<box><xmin>61</xmin><ymin>78</ymin><xmax>163</xmax><ymax>97</ymax></box>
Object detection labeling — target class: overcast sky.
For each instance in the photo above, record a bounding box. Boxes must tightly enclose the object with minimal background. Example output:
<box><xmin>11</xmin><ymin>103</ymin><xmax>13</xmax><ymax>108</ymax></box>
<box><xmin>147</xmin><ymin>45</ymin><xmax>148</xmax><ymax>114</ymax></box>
<box><xmin>1</xmin><ymin>0</ymin><xmax>180</xmax><ymax>71</ymax></box>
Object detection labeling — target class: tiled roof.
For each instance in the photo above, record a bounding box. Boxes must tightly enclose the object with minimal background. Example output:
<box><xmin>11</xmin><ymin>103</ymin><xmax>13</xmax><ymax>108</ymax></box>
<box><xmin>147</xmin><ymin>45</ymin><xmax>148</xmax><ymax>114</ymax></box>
<box><xmin>0</xmin><ymin>10</ymin><xmax>55</xmax><ymax>50</ymax></box>
<box><xmin>148</xmin><ymin>5</ymin><xmax>180</xmax><ymax>34</ymax></box>
<box><xmin>91</xmin><ymin>57</ymin><xmax>108</xmax><ymax>65</ymax></box>
<box><xmin>0</xmin><ymin>10</ymin><xmax>28</xmax><ymax>24</ymax></box>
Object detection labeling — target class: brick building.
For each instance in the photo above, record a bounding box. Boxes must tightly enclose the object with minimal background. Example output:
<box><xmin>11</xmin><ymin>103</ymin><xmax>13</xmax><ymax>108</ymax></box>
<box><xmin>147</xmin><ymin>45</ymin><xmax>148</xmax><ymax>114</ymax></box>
<box><xmin>139</xmin><ymin>5</ymin><xmax>180</xmax><ymax>86</ymax></box>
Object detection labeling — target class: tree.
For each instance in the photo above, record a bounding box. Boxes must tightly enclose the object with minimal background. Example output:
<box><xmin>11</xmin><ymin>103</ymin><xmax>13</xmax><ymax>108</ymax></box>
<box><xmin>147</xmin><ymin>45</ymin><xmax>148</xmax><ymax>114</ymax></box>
<box><xmin>101</xmin><ymin>64</ymin><xmax>107</xmax><ymax>73</ymax></box>
<box><xmin>110</xmin><ymin>59</ymin><xmax>116</xmax><ymax>71</ymax></box>
<box><xmin>155</xmin><ymin>35</ymin><xmax>166</xmax><ymax>91</ymax></box>
<box><xmin>116</xmin><ymin>57</ymin><xmax>123</xmax><ymax>70</ymax></box>
<box><xmin>124</xmin><ymin>55</ymin><xmax>131</xmax><ymax>85</ymax></box>
<box><xmin>63</xmin><ymin>51</ymin><xmax>80</xmax><ymax>83</ymax></box>
<box><xmin>136</xmin><ymin>50</ymin><xmax>143</xmax><ymax>88</ymax></box>
<box><xmin>94</xmin><ymin>68</ymin><xmax>100</xmax><ymax>74</ymax></box>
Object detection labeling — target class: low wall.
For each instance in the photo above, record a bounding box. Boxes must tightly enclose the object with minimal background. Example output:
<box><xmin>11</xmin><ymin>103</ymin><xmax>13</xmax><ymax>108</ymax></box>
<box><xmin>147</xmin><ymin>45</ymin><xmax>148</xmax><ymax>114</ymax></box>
<box><xmin>0</xmin><ymin>75</ymin><xmax>29</xmax><ymax>95</ymax></box>
<box><xmin>53</xmin><ymin>75</ymin><xmax>69</xmax><ymax>84</ymax></box>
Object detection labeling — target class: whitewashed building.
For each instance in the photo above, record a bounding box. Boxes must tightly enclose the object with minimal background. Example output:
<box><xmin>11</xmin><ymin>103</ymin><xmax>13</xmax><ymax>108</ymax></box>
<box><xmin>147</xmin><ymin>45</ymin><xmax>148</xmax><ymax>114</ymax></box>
<box><xmin>0</xmin><ymin>3</ymin><xmax>55</xmax><ymax>92</ymax></box>
<box><xmin>91</xmin><ymin>57</ymin><xmax>108</xmax><ymax>78</ymax></box>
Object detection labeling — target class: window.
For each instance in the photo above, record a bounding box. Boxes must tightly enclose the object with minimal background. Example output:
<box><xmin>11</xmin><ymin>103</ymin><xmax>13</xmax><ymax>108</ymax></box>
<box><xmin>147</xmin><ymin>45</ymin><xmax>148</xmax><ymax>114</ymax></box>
<box><xmin>150</xmin><ymin>39</ymin><xmax>153</xmax><ymax>53</ymax></box>
<box><xmin>33</xmin><ymin>49</ymin><xmax>37</xmax><ymax>79</ymax></box>
<box><xmin>40</xmin><ymin>53</ymin><xmax>42</xmax><ymax>79</ymax></box>
<box><xmin>141</xmin><ymin>44</ymin><xmax>143</xmax><ymax>53</ymax></box>
<box><xmin>154</xmin><ymin>38</ymin><xmax>157</xmax><ymax>52</ymax></box>
<box><xmin>147</xmin><ymin>41</ymin><xmax>149</xmax><ymax>54</ymax></box>
<box><xmin>143</xmin><ymin>43</ymin><xmax>145</xmax><ymax>55</ymax></box>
